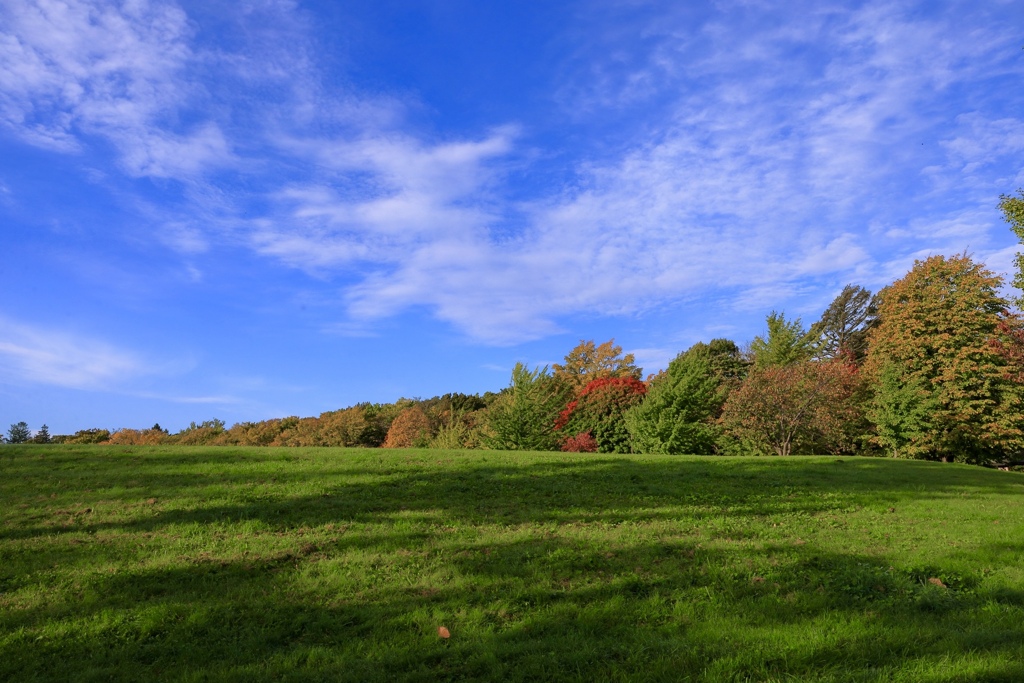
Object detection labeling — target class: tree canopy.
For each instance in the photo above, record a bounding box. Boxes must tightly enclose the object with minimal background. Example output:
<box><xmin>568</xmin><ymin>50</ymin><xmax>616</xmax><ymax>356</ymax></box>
<box><xmin>552</xmin><ymin>339</ymin><xmax>642</xmax><ymax>389</ymax></box>
<box><xmin>625</xmin><ymin>342</ymin><xmax>730</xmax><ymax>454</ymax></box>
<box><xmin>999</xmin><ymin>189</ymin><xmax>1024</xmax><ymax>305</ymax></box>
<box><xmin>749</xmin><ymin>312</ymin><xmax>817</xmax><ymax>368</ymax></box>
<box><xmin>810</xmin><ymin>285</ymin><xmax>876</xmax><ymax>361</ymax></box>
<box><xmin>865</xmin><ymin>254</ymin><xmax>1024</xmax><ymax>463</ymax></box>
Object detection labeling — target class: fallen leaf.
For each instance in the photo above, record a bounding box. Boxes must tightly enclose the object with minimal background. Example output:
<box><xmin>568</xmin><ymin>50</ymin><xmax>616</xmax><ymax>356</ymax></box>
<box><xmin>928</xmin><ymin>577</ymin><xmax>946</xmax><ymax>588</ymax></box>
<box><xmin>752</xmin><ymin>576</ymin><xmax>765</xmax><ymax>584</ymax></box>
<box><xmin>438</xmin><ymin>626</ymin><xmax>450</xmax><ymax>639</ymax></box>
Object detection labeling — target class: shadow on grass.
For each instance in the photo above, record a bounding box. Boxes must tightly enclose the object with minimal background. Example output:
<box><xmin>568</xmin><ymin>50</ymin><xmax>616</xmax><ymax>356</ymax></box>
<box><xmin>3</xmin><ymin>535</ymin><xmax>1023</xmax><ymax>682</ymax></box>
<box><xmin>3</xmin><ymin>452</ymin><xmax>1022</xmax><ymax>542</ymax></box>
<box><xmin>2</xmin><ymin>448</ymin><xmax>1023</xmax><ymax>680</ymax></box>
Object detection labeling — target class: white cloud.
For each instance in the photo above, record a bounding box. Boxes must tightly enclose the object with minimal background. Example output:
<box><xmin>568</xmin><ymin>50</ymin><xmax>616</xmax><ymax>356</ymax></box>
<box><xmin>230</xmin><ymin>0</ymin><xmax>1022</xmax><ymax>343</ymax></box>
<box><xmin>3</xmin><ymin>0</ymin><xmax>1022</xmax><ymax>346</ymax></box>
<box><xmin>0</xmin><ymin>316</ymin><xmax>149</xmax><ymax>389</ymax></box>
<box><xmin>0</xmin><ymin>0</ymin><xmax>233</xmax><ymax>178</ymax></box>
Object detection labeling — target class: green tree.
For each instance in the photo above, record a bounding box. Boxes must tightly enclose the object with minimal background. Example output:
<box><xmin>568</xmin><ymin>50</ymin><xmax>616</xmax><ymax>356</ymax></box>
<box><xmin>6</xmin><ymin>422</ymin><xmax>30</xmax><ymax>444</ymax></box>
<box><xmin>62</xmin><ymin>428</ymin><xmax>111</xmax><ymax>444</ymax></box>
<box><xmin>749</xmin><ymin>312</ymin><xmax>817</xmax><ymax>368</ymax></box>
<box><xmin>810</xmin><ymin>285</ymin><xmax>877</xmax><ymax>362</ymax></box>
<box><xmin>625</xmin><ymin>343</ymin><xmax>728</xmax><ymax>454</ymax></box>
<box><xmin>864</xmin><ymin>254</ymin><xmax>1024</xmax><ymax>463</ymax></box>
<box><xmin>869</xmin><ymin>362</ymin><xmax>937</xmax><ymax>458</ymax></box>
<box><xmin>1000</xmin><ymin>189</ymin><xmax>1024</xmax><ymax>305</ymax></box>
<box><xmin>552</xmin><ymin>339</ymin><xmax>642</xmax><ymax>389</ymax></box>
<box><xmin>31</xmin><ymin>424</ymin><xmax>51</xmax><ymax>444</ymax></box>
<box><xmin>483</xmin><ymin>363</ymin><xmax>570</xmax><ymax>451</ymax></box>
<box><xmin>430</xmin><ymin>410</ymin><xmax>473</xmax><ymax>449</ymax></box>
<box><xmin>698</xmin><ymin>338</ymin><xmax>748</xmax><ymax>382</ymax></box>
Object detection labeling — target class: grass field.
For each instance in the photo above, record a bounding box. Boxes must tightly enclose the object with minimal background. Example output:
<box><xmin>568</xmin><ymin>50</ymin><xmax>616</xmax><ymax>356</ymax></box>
<box><xmin>1</xmin><ymin>446</ymin><xmax>1023</xmax><ymax>682</ymax></box>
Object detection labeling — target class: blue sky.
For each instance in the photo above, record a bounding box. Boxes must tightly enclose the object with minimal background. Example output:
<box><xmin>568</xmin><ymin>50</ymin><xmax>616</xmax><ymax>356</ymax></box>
<box><xmin>2</xmin><ymin>0</ymin><xmax>1023</xmax><ymax>434</ymax></box>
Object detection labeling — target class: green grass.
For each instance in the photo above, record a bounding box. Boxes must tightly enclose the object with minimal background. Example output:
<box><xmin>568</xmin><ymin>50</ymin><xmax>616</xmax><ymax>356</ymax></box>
<box><xmin>1</xmin><ymin>446</ymin><xmax>1023</xmax><ymax>682</ymax></box>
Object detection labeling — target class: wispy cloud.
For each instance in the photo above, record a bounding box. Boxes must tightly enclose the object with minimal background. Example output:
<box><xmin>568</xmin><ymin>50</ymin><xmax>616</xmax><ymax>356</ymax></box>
<box><xmin>3</xmin><ymin>0</ymin><xmax>1022</xmax><ymax>346</ymax></box>
<box><xmin>0</xmin><ymin>0</ymin><xmax>233</xmax><ymax>177</ymax></box>
<box><xmin>132</xmin><ymin>391</ymin><xmax>239</xmax><ymax>405</ymax></box>
<box><xmin>265</xmin><ymin>0</ymin><xmax>1022</xmax><ymax>342</ymax></box>
<box><xmin>0</xmin><ymin>316</ymin><xmax>149</xmax><ymax>389</ymax></box>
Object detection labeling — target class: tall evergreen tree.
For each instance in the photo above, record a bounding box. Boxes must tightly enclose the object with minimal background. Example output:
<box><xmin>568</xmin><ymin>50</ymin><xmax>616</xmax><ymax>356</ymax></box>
<box><xmin>31</xmin><ymin>424</ymin><xmax>51</xmax><ymax>444</ymax></box>
<box><xmin>749</xmin><ymin>312</ymin><xmax>817</xmax><ymax>368</ymax></box>
<box><xmin>625</xmin><ymin>343</ymin><xmax>727</xmax><ymax>454</ymax></box>
<box><xmin>6</xmin><ymin>422</ymin><xmax>30</xmax><ymax>444</ymax></box>
<box><xmin>810</xmin><ymin>285</ymin><xmax>877</xmax><ymax>362</ymax></box>
<box><xmin>483</xmin><ymin>363</ymin><xmax>570</xmax><ymax>451</ymax></box>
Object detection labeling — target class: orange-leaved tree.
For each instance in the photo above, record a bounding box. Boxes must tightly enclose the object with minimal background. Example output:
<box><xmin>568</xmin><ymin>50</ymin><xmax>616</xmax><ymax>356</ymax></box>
<box><xmin>552</xmin><ymin>339</ymin><xmax>642</xmax><ymax>390</ymax></box>
<box><xmin>864</xmin><ymin>253</ymin><xmax>1024</xmax><ymax>463</ymax></box>
<box><xmin>383</xmin><ymin>405</ymin><xmax>432</xmax><ymax>448</ymax></box>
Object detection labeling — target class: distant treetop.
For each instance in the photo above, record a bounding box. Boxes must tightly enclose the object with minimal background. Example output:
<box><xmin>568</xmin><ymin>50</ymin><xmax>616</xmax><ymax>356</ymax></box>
<box><xmin>552</xmin><ymin>339</ymin><xmax>642</xmax><ymax>389</ymax></box>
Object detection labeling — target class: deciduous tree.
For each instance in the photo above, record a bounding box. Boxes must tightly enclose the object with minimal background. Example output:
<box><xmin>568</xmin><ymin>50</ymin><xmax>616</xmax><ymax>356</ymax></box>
<box><xmin>383</xmin><ymin>405</ymin><xmax>432</xmax><ymax>448</ymax></box>
<box><xmin>172</xmin><ymin>419</ymin><xmax>226</xmax><ymax>446</ymax></box>
<box><xmin>720</xmin><ymin>360</ymin><xmax>863</xmax><ymax>456</ymax></box>
<box><xmin>61</xmin><ymin>428</ymin><xmax>111</xmax><ymax>444</ymax></box>
<box><xmin>552</xmin><ymin>339</ymin><xmax>642</xmax><ymax>389</ymax></box>
<box><xmin>107</xmin><ymin>427</ymin><xmax>167</xmax><ymax>445</ymax></box>
<box><xmin>318</xmin><ymin>406</ymin><xmax>370</xmax><ymax>447</ymax></box>
<box><xmin>556</xmin><ymin>376</ymin><xmax>647</xmax><ymax>453</ymax></box>
<box><xmin>864</xmin><ymin>254</ymin><xmax>1024</xmax><ymax>463</ymax></box>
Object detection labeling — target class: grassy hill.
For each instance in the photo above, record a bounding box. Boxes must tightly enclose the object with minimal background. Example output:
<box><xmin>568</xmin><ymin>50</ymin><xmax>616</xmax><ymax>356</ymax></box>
<box><xmin>2</xmin><ymin>446</ymin><xmax>1022</xmax><ymax>681</ymax></box>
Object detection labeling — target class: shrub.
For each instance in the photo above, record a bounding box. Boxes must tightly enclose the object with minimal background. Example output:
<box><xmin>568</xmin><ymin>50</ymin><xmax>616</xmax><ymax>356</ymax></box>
<box><xmin>561</xmin><ymin>431</ymin><xmax>598</xmax><ymax>452</ymax></box>
<box><xmin>383</xmin><ymin>406</ymin><xmax>432</xmax><ymax>448</ymax></box>
<box><xmin>107</xmin><ymin>428</ymin><xmax>167</xmax><ymax>445</ymax></box>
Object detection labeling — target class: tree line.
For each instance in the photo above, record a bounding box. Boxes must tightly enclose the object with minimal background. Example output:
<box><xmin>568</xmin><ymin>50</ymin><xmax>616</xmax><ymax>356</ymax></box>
<box><xmin>7</xmin><ymin>193</ymin><xmax>1024</xmax><ymax>466</ymax></box>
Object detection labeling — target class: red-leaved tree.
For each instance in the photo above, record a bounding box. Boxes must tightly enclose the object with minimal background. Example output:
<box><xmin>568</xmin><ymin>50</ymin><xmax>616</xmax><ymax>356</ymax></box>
<box><xmin>719</xmin><ymin>360</ymin><xmax>863</xmax><ymax>456</ymax></box>
<box><xmin>556</xmin><ymin>377</ymin><xmax>647</xmax><ymax>453</ymax></box>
